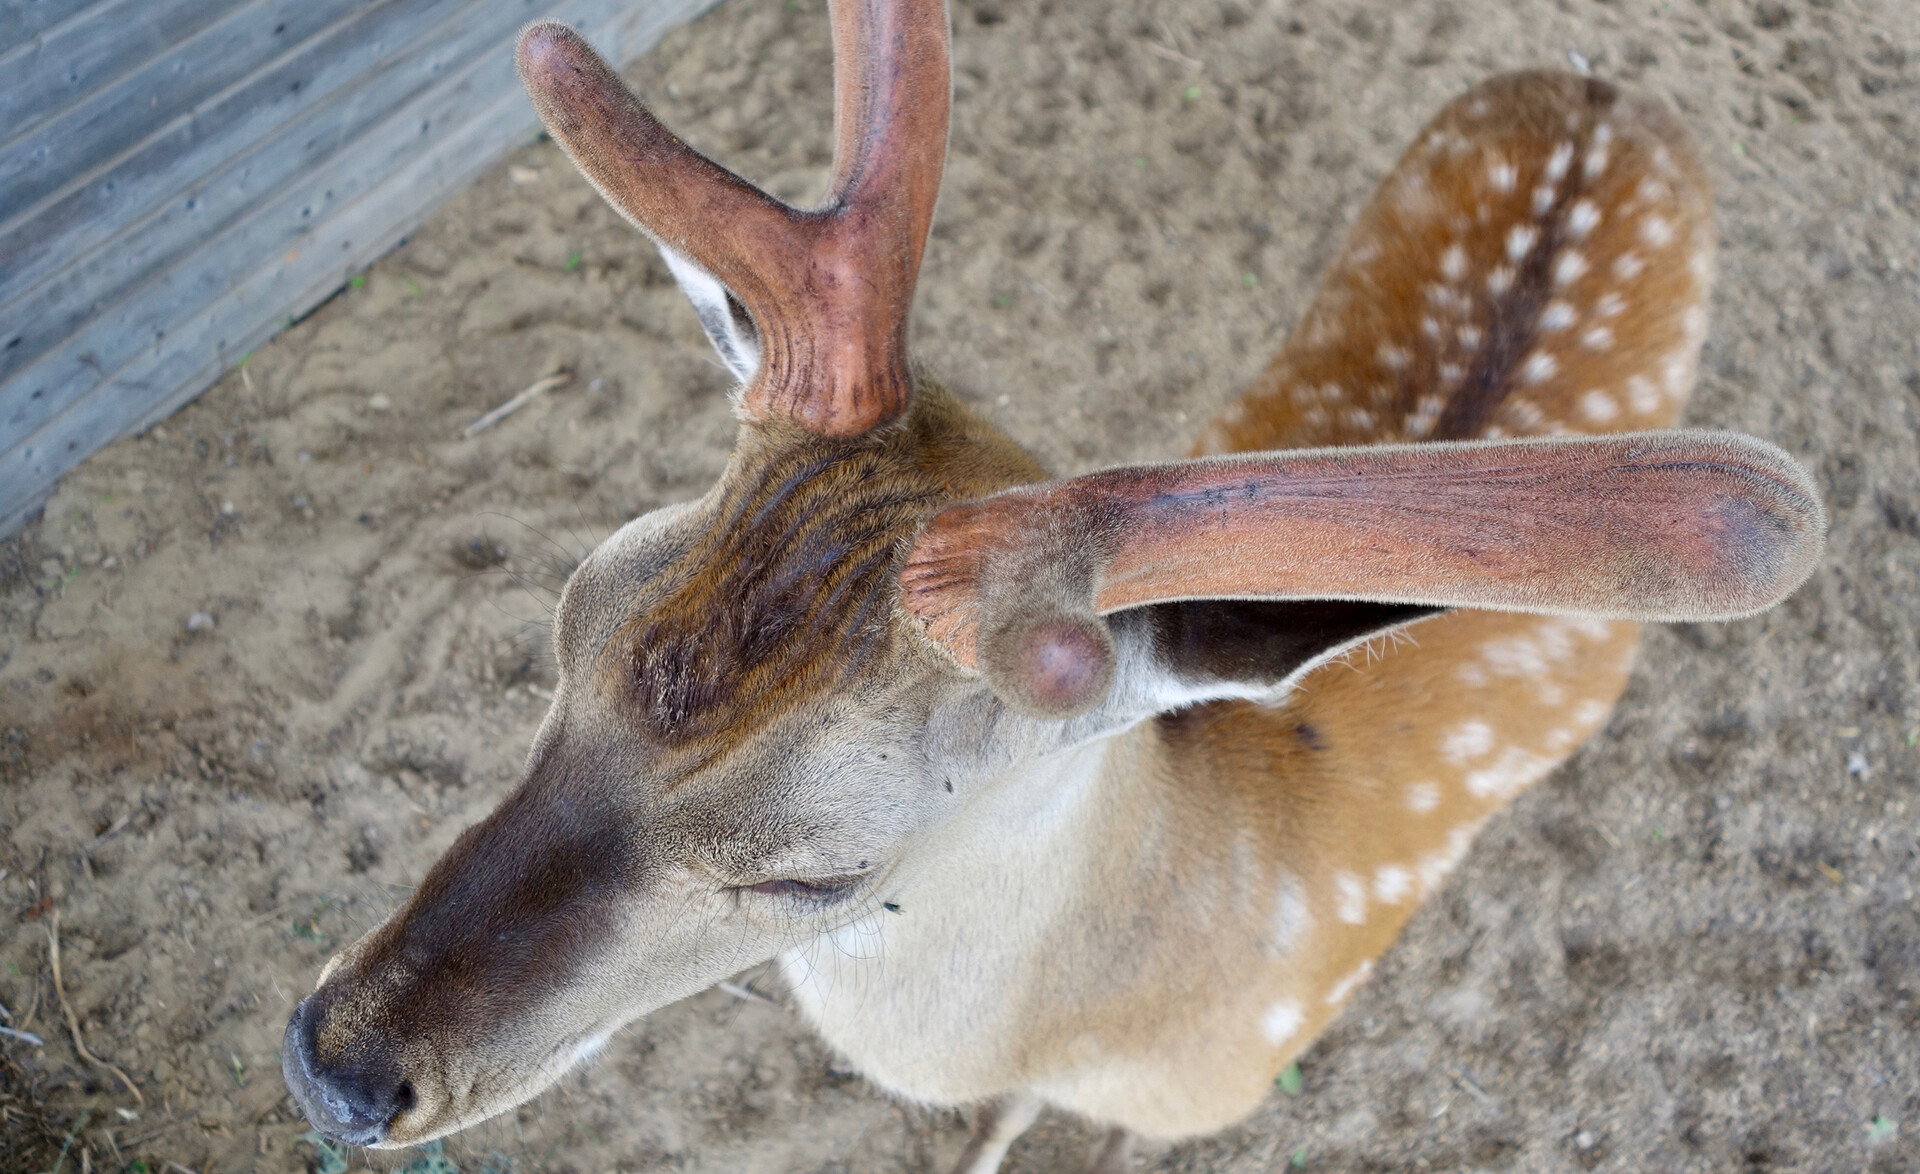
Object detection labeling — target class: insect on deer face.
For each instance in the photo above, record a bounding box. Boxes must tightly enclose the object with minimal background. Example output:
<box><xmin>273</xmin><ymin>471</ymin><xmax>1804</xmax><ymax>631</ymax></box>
<box><xmin>283</xmin><ymin>1</ymin><xmax>1823</xmax><ymax>1151</ymax></box>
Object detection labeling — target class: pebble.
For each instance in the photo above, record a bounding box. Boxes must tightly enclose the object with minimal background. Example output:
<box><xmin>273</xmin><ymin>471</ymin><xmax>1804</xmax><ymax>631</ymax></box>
<box><xmin>368</xmin><ymin>393</ymin><xmax>392</xmax><ymax>411</ymax></box>
<box><xmin>186</xmin><ymin>611</ymin><xmax>216</xmax><ymax>632</ymax></box>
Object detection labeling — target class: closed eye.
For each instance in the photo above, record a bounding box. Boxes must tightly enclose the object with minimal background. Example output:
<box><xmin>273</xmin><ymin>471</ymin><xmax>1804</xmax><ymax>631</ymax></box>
<box><xmin>741</xmin><ymin>875</ymin><xmax>865</xmax><ymax>903</ymax></box>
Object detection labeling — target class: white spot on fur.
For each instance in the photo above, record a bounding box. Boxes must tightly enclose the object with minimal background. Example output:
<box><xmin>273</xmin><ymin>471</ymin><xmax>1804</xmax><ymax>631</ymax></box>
<box><xmin>1325</xmin><ymin>960</ymin><xmax>1375</xmax><ymax>1006</ymax></box>
<box><xmin>1565</xmin><ymin>616</ymin><xmax>1615</xmax><ymax>640</ymax></box>
<box><xmin>1377</xmin><ymin>343</ymin><xmax>1411</xmax><ymax>371</ymax></box>
<box><xmin>1439</xmin><ymin>361</ymin><xmax>1465</xmax><ymax>384</ymax></box>
<box><xmin>1507</xmin><ymin>225</ymin><xmax>1539</xmax><ymax>263</ymax></box>
<box><xmin>1262</xmin><ymin>1000</ymin><xmax>1304</xmax><ymax>1046</ymax></box>
<box><xmin>1682</xmin><ymin>304</ymin><xmax>1707</xmax><ymax>341</ymax></box>
<box><xmin>1584</xmin><ymin>124</ymin><xmax>1612</xmax><ymax>180</ymax></box>
<box><xmin>1456</xmin><ymin>660</ymin><xmax>1489</xmax><ymax>687</ymax></box>
<box><xmin>1483</xmin><ymin>636</ymin><xmax>1547</xmax><ymax>678</ymax></box>
<box><xmin>1640</xmin><ymin>213</ymin><xmax>1675</xmax><ymax>248</ymax></box>
<box><xmin>1534</xmin><ymin>619</ymin><xmax>1579</xmax><ymax>664</ymax></box>
<box><xmin>1407</xmin><ymin>781</ymin><xmax>1442</xmax><ymax>813</ymax></box>
<box><xmin>1614</xmin><ymin>252</ymin><xmax>1645</xmax><ymax>280</ymax></box>
<box><xmin>1662</xmin><ymin>353</ymin><xmax>1692</xmax><ymax>395</ymax></box>
<box><xmin>1595</xmin><ymin>291</ymin><xmax>1626</xmax><ymax>318</ymax></box>
<box><xmin>1422</xmin><ymin>315</ymin><xmax>1443</xmax><ymax>339</ymax></box>
<box><xmin>1441</xmin><ymin>243</ymin><xmax>1469</xmax><ymax>281</ymax></box>
<box><xmin>1507</xmin><ymin>397</ymin><xmax>1545</xmax><ymax>429</ymax></box>
<box><xmin>1375</xmin><ymin>865</ymin><xmax>1413</xmax><ymax>904</ymax></box>
<box><xmin>1541</xmin><ymin>301</ymin><xmax>1576</xmax><ymax>331</ymax></box>
<box><xmin>1442</xmin><ymin>720</ymin><xmax>1495</xmax><ymax>764</ymax></box>
<box><xmin>1488</xmin><ymin>266</ymin><xmax>1515</xmax><ymax>296</ymax></box>
<box><xmin>1464</xmin><ymin>746</ymin><xmax>1554</xmax><ymax>800</ymax></box>
<box><xmin>1636</xmin><ymin>176</ymin><xmax>1671</xmax><ymax>204</ymax></box>
<box><xmin>1545</xmin><ymin>727</ymin><xmax>1577</xmax><ymax>751</ymax></box>
<box><xmin>1533</xmin><ymin>183</ymin><xmax>1556</xmax><ymax>217</ymax></box>
<box><xmin>1407</xmin><ymin>394</ymin><xmax>1445</xmax><ymax>438</ymax></box>
<box><xmin>1416</xmin><ymin>825</ymin><xmax>1479</xmax><ymax>894</ymax></box>
<box><xmin>1267</xmin><ymin>875</ymin><xmax>1313</xmax><ymax>959</ymax></box>
<box><xmin>1582</xmin><ymin>326</ymin><xmax>1615</xmax><ymax>350</ymax></box>
<box><xmin>1489</xmin><ymin>159</ymin><xmax>1517</xmax><ymax>192</ymax></box>
<box><xmin>1627</xmin><ymin>375</ymin><xmax>1662</xmax><ymax>414</ymax></box>
<box><xmin>1553</xmin><ymin>250</ymin><xmax>1587</xmax><ymax>286</ymax></box>
<box><xmin>1573</xmin><ymin>698</ymin><xmax>1612</xmax><ymax>727</ymax></box>
<box><xmin>1545</xmin><ymin>142</ymin><xmax>1574</xmax><ymax>182</ymax></box>
<box><xmin>1521</xmin><ymin>351</ymin><xmax>1558</xmax><ymax>384</ymax></box>
<box><xmin>1334</xmin><ymin>871</ymin><xmax>1368</xmax><ymax>924</ymax></box>
<box><xmin>1458</xmin><ymin>324</ymin><xmax>1484</xmax><ymax>349</ymax></box>
<box><xmin>1568</xmin><ymin>199</ymin><xmax>1601</xmax><ymax>238</ymax></box>
<box><xmin>1579</xmin><ymin>389</ymin><xmax>1619</xmax><ymax>423</ymax></box>
<box><xmin>1342</xmin><ymin>407</ymin><xmax>1377</xmax><ymax>430</ymax></box>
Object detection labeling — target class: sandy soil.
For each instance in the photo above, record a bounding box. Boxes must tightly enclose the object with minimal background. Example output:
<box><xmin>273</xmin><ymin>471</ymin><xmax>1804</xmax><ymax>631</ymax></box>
<box><xmin>4</xmin><ymin>0</ymin><xmax>1918</xmax><ymax>1170</ymax></box>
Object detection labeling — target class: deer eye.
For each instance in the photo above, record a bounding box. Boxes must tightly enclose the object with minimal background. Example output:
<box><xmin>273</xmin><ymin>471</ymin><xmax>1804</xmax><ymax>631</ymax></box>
<box><xmin>742</xmin><ymin>875</ymin><xmax>865</xmax><ymax>903</ymax></box>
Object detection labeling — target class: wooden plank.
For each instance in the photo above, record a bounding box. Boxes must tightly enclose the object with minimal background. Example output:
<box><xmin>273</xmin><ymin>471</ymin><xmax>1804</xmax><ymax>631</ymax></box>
<box><xmin>0</xmin><ymin>0</ymin><xmax>110</xmax><ymax>50</ymax></box>
<box><xmin>0</xmin><ymin>0</ymin><xmax>720</xmax><ymax>534</ymax></box>
<box><xmin>0</xmin><ymin>0</ymin><xmax>519</xmax><ymax>382</ymax></box>
<box><xmin>0</xmin><ymin>0</ymin><xmax>250</xmax><ymax>141</ymax></box>
<box><xmin>0</xmin><ymin>0</ymin><xmax>368</xmax><ymax>217</ymax></box>
<box><xmin>1</xmin><ymin>3</ymin><xmax>534</xmax><ymax>445</ymax></box>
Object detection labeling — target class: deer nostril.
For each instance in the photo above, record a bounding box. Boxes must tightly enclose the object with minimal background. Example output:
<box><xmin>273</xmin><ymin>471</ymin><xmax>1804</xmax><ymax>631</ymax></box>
<box><xmin>394</xmin><ymin>1080</ymin><xmax>416</xmax><ymax>1114</ymax></box>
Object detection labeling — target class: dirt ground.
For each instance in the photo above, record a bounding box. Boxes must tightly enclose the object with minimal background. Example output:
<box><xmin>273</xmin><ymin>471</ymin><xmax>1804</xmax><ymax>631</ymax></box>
<box><xmin>3</xmin><ymin>0</ymin><xmax>1917</xmax><ymax>1170</ymax></box>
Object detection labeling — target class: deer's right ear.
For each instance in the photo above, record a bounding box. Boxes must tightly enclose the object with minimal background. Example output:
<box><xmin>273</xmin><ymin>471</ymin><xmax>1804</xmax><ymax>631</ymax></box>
<box><xmin>903</xmin><ymin>432</ymin><xmax>1823</xmax><ymax>721</ymax></box>
<box><xmin>657</xmin><ymin>245</ymin><xmax>761</xmax><ymax>383</ymax></box>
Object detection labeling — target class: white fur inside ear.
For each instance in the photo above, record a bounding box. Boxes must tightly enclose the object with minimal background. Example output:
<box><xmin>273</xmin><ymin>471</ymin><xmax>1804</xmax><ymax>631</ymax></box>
<box><xmin>659</xmin><ymin>245</ymin><xmax>760</xmax><ymax>383</ymax></box>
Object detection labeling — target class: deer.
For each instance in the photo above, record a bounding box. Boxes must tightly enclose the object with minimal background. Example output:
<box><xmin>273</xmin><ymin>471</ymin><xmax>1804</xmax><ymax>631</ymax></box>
<box><xmin>280</xmin><ymin>2</ymin><xmax>1824</xmax><ymax>1170</ymax></box>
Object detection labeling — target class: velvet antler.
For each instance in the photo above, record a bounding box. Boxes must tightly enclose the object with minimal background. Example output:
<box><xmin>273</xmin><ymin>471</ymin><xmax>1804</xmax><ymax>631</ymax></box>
<box><xmin>516</xmin><ymin>0</ymin><xmax>950</xmax><ymax>436</ymax></box>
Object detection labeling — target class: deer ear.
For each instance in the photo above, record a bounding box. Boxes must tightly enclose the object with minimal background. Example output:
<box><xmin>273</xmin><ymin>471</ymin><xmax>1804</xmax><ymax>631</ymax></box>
<box><xmin>658</xmin><ymin>244</ymin><xmax>761</xmax><ymax>383</ymax></box>
<box><xmin>1111</xmin><ymin>600</ymin><xmax>1439</xmax><ymax>712</ymax></box>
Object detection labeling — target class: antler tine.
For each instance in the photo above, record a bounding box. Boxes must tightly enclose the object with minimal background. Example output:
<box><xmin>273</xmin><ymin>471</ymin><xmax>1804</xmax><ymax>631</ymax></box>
<box><xmin>517</xmin><ymin>1</ymin><xmax>951</xmax><ymax>437</ymax></box>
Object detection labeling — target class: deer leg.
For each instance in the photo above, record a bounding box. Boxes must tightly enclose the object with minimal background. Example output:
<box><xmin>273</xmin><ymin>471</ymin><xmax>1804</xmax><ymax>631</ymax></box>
<box><xmin>949</xmin><ymin>1091</ymin><xmax>1043</xmax><ymax>1174</ymax></box>
<box><xmin>1084</xmin><ymin>1127</ymin><xmax>1134</xmax><ymax>1174</ymax></box>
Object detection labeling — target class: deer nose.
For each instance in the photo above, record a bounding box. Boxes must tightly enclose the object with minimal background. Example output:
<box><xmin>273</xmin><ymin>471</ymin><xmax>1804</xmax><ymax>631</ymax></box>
<box><xmin>281</xmin><ymin>996</ymin><xmax>415</xmax><ymax>1146</ymax></box>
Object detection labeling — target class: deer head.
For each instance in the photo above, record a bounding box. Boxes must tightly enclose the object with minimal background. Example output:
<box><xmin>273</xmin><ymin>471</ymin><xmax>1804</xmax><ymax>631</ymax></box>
<box><xmin>282</xmin><ymin>1</ymin><xmax>1822</xmax><ymax>1149</ymax></box>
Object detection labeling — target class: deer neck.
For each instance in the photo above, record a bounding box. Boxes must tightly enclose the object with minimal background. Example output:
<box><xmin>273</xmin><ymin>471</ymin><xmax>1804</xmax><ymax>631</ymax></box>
<box><xmin>778</xmin><ymin>721</ymin><xmax>1161</xmax><ymax>1103</ymax></box>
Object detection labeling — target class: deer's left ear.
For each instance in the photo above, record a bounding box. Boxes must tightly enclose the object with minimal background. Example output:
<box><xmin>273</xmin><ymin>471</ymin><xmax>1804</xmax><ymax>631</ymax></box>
<box><xmin>1105</xmin><ymin>599</ymin><xmax>1440</xmax><ymax>713</ymax></box>
<box><xmin>657</xmin><ymin>245</ymin><xmax>761</xmax><ymax>383</ymax></box>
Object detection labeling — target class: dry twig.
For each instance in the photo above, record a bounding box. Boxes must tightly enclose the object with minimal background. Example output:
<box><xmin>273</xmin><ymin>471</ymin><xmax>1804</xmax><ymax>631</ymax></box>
<box><xmin>45</xmin><ymin>913</ymin><xmax>144</xmax><ymax>1106</ymax></box>
<box><xmin>463</xmin><ymin>371</ymin><xmax>570</xmax><ymax>437</ymax></box>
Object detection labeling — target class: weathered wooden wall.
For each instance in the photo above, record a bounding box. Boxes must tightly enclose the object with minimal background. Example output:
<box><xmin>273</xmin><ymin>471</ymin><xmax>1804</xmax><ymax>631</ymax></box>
<box><xmin>0</xmin><ymin>0</ymin><xmax>721</xmax><ymax>536</ymax></box>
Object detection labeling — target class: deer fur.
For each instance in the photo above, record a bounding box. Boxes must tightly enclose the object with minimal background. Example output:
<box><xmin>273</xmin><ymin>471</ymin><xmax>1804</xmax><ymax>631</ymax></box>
<box><xmin>281</xmin><ymin>4</ymin><xmax>1822</xmax><ymax>1170</ymax></box>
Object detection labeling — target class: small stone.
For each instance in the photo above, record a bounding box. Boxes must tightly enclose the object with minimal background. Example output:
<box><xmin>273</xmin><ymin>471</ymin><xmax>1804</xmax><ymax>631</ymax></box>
<box><xmin>368</xmin><ymin>393</ymin><xmax>392</xmax><ymax>411</ymax></box>
<box><xmin>186</xmin><ymin>611</ymin><xmax>216</xmax><ymax>633</ymax></box>
<box><xmin>296</xmin><ymin>450</ymin><xmax>313</xmax><ymax>463</ymax></box>
<box><xmin>100</xmin><ymin>555</ymin><xmax>118</xmax><ymax>569</ymax></box>
<box><xmin>1574</xmin><ymin>1130</ymin><xmax>1596</xmax><ymax>1150</ymax></box>
<box><xmin>1846</xmin><ymin>751</ymin><xmax>1871</xmax><ymax>779</ymax></box>
<box><xmin>220</xmin><ymin>500</ymin><xmax>236</xmax><ymax>516</ymax></box>
<box><xmin>588</xmin><ymin>377</ymin><xmax>605</xmax><ymax>391</ymax></box>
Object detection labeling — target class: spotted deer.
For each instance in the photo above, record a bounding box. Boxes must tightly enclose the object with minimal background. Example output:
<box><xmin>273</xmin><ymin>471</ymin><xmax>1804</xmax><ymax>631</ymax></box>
<box><xmin>281</xmin><ymin>2</ymin><xmax>1823</xmax><ymax>1170</ymax></box>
